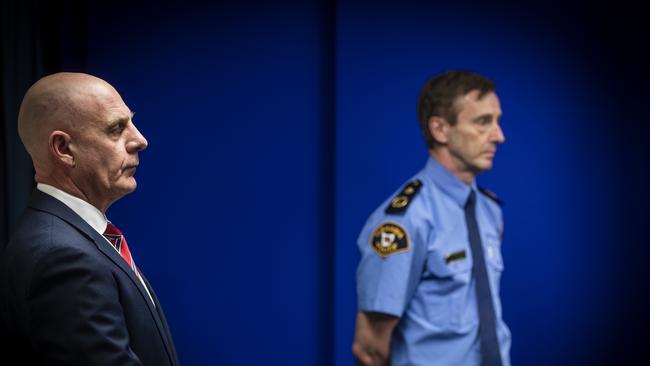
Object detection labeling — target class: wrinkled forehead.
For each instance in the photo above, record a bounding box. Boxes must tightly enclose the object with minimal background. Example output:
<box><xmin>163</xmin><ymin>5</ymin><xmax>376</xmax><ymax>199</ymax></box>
<box><xmin>453</xmin><ymin>90</ymin><xmax>501</xmax><ymax>117</ymax></box>
<box><xmin>77</xmin><ymin>82</ymin><xmax>132</xmax><ymax>125</ymax></box>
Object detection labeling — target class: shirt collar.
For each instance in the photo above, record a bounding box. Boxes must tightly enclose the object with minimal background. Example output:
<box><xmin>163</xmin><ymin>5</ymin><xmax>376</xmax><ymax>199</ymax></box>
<box><xmin>36</xmin><ymin>183</ymin><xmax>108</xmax><ymax>235</ymax></box>
<box><xmin>422</xmin><ymin>157</ymin><xmax>477</xmax><ymax>207</ymax></box>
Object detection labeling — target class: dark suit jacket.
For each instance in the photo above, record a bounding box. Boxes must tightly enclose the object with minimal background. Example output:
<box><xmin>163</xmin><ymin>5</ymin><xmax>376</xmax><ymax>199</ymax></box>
<box><xmin>0</xmin><ymin>189</ymin><xmax>180</xmax><ymax>366</ymax></box>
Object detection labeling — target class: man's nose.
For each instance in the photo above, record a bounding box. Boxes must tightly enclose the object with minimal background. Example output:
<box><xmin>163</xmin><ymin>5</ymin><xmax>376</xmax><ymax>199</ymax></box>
<box><xmin>492</xmin><ymin>123</ymin><xmax>505</xmax><ymax>144</ymax></box>
<box><xmin>126</xmin><ymin>124</ymin><xmax>148</xmax><ymax>152</ymax></box>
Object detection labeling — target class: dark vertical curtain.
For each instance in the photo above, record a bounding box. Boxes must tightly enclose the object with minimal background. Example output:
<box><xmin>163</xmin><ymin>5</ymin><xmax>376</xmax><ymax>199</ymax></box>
<box><xmin>1</xmin><ymin>0</ymin><xmax>42</xmax><ymax>246</ymax></box>
<box><xmin>0</xmin><ymin>0</ymin><xmax>86</xmax><ymax>246</ymax></box>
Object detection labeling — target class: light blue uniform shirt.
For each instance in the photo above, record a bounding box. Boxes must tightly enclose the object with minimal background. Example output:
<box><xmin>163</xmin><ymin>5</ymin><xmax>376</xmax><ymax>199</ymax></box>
<box><xmin>356</xmin><ymin>157</ymin><xmax>511</xmax><ymax>366</ymax></box>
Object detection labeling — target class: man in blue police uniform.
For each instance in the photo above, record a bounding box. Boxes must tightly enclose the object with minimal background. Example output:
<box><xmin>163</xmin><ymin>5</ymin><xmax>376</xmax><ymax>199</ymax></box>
<box><xmin>352</xmin><ymin>71</ymin><xmax>510</xmax><ymax>366</ymax></box>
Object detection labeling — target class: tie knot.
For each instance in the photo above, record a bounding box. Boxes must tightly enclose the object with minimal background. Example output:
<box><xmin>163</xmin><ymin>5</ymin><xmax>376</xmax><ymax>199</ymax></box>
<box><xmin>465</xmin><ymin>190</ymin><xmax>477</xmax><ymax>209</ymax></box>
<box><xmin>104</xmin><ymin>222</ymin><xmax>123</xmax><ymax>236</ymax></box>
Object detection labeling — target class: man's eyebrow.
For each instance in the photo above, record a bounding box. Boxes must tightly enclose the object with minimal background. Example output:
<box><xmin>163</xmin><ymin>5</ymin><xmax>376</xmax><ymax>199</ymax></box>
<box><xmin>472</xmin><ymin>113</ymin><xmax>502</xmax><ymax>122</ymax></box>
<box><xmin>107</xmin><ymin>111</ymin><xmax>135</xmax><ymax>127</ymax></box>
<box><xmin>472</xmin><ymin>113</ymin><xmax>492</xmax><ymax>122</ymax></box>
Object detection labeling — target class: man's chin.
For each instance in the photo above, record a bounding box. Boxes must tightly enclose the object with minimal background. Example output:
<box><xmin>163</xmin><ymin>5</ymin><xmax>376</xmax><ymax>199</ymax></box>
<box><xmin>471</xmin><ymin>160</ymin><xmax>494</xmax><ymax>174</ymax></box>
<box><xmin>116</xmin><ymin>179</ymin><xmax>138</xmax><ymax>195</ymax></box>
<box><xmin>483</xmin><ymin>155</ymin><xmax>497</xmax><ymax>167</ymax></box>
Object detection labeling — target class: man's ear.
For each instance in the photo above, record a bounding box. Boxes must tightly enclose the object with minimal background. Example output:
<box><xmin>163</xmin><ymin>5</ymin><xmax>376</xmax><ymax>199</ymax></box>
<box><xmin>49</xmin><ymin>130</ymin><xmax>75</xmax><ymax>167</ymax></box>
<box><xmin>428</xmin><ymin>116</ymin><xmax>449</xmax><ymax>145</ymax></box>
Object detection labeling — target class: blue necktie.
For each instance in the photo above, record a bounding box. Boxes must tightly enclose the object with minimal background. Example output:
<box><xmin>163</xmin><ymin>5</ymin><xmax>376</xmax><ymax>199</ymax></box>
<box><xmin>465</xmin><ymin>190</ymin><xmax>503</xmax><ymax>366</ymax></box>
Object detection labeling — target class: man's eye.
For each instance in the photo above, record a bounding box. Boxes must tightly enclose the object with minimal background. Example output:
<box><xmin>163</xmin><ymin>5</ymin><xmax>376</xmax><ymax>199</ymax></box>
<box><xmin>110</xmin><ymin>125</ymin><xmax>125</xmax><ymax>134</ymax></box>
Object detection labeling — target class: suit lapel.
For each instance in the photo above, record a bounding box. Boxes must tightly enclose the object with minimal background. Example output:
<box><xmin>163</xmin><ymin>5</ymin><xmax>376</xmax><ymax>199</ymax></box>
<box><xmin>88</xmin><ymin>233</ymin><xmax>176</xmax><ymax>365</ymax></box>
<box><xmin>141</xmin><ymin>274</ymin><xmax>179</xmax><ymax>365</ymax></box>
<box><xmin>28</xmin><ymin>190</ymin><xmax>176</xmax><ymax>365</ymax></box>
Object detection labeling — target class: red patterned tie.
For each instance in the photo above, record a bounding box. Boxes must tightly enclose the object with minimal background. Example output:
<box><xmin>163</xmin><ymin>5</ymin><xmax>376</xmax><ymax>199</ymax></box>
<box><xmin>103</xmin><ymin>223</ymin><xmax>141</xmax><ymax>279</ymax></box>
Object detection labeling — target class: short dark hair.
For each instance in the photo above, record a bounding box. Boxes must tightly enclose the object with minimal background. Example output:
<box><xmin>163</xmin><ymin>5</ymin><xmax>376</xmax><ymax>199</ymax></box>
<box><xmin>417</xmin><ymin>70</ymin><xmax>496</xmax><ymax>149</ymax></box>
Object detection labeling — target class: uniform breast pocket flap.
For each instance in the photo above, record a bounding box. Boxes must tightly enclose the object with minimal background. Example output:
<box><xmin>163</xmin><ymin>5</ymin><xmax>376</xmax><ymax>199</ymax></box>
<box><xmin>427</xmin><ymin>248</ymin><xmax>472</xmax><ymax>278</ymax></box>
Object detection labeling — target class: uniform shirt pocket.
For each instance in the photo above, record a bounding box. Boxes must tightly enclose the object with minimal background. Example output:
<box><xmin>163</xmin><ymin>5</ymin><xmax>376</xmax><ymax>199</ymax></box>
<box><xmin>485</xmin><ymin>234</ymin><xmax>504</xmax><ymax>271</ymax></box>
<box><xmin>421</xmin><ymin>248</ymin><xmax>476</xmax><ymax>332</ymax></box>
<box><xmin>427</xmin><ymin>248</ymin><xmax>473</xmax><ymax>280</ymax></box>
<box><xmin>484</xmin><ymin>234</ymin><xmax>504</xmax><ymax>300</ymax></box>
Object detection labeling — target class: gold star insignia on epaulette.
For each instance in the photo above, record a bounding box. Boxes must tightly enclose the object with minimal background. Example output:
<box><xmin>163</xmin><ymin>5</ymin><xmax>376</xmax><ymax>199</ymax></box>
<box><xmin>385</xmin><ymin>179</ymin><xmax>423</xmax><ymax>214</ymax></box>
<box><xmin>370</xmin><ymin>222</ymin><xmax>409</xmax><ymax>257</ymax></box>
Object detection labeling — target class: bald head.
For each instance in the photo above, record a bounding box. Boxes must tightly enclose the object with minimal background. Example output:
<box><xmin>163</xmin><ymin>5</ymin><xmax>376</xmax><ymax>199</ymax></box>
<box><xmin>18</xmin><ymin>73</ymin><xmax>123</xmax><ymax>169</ymax></box>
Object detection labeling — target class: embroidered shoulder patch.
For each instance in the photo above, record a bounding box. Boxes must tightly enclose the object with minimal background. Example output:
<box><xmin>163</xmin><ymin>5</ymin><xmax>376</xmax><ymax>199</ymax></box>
<box><xmin>385</xmin><ymin>179</ymin><xmax>423</xmax><ymax>214</ymax></box>
<box><xmin>478</xmin><ymin>186</ymin><xmax>504</xmax><ymax>206</ymax></box>
<box><xmin>370</xmin><ymin>222</ymin><xmax>409</xmax><ymax>257</ymax></box>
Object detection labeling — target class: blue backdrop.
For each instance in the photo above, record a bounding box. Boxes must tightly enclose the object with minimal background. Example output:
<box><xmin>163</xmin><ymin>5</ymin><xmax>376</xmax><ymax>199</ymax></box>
<box><xmin>56</xmin><ymin>0</ymin><xmax>650</xmax><ymax>364</ymax></box>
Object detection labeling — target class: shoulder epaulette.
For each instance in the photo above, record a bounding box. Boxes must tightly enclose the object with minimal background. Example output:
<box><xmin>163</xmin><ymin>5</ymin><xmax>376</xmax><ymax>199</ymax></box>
<box><xmin>478</xmin><ymin>186</ymin><xmax>504</xmax><ymax>206</ymax></box>
<box><xmin>385</xmin><ymin>179</ymin><xmax>423</xmax><ymax>215</ymax></box>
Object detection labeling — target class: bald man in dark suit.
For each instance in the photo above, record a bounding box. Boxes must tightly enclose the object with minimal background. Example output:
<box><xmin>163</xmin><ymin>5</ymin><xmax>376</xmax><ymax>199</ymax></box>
<box><xmin>0</xmin><ymin>73</ymin><xmax>179</xmax><ymax>365</ymax></box>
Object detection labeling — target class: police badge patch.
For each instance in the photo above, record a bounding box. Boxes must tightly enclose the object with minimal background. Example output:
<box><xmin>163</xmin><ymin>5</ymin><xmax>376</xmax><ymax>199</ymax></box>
<box><xmin>370</xmin><ymin>222</ymin><xmax>409</xmax><ymax>257</ymax></box>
